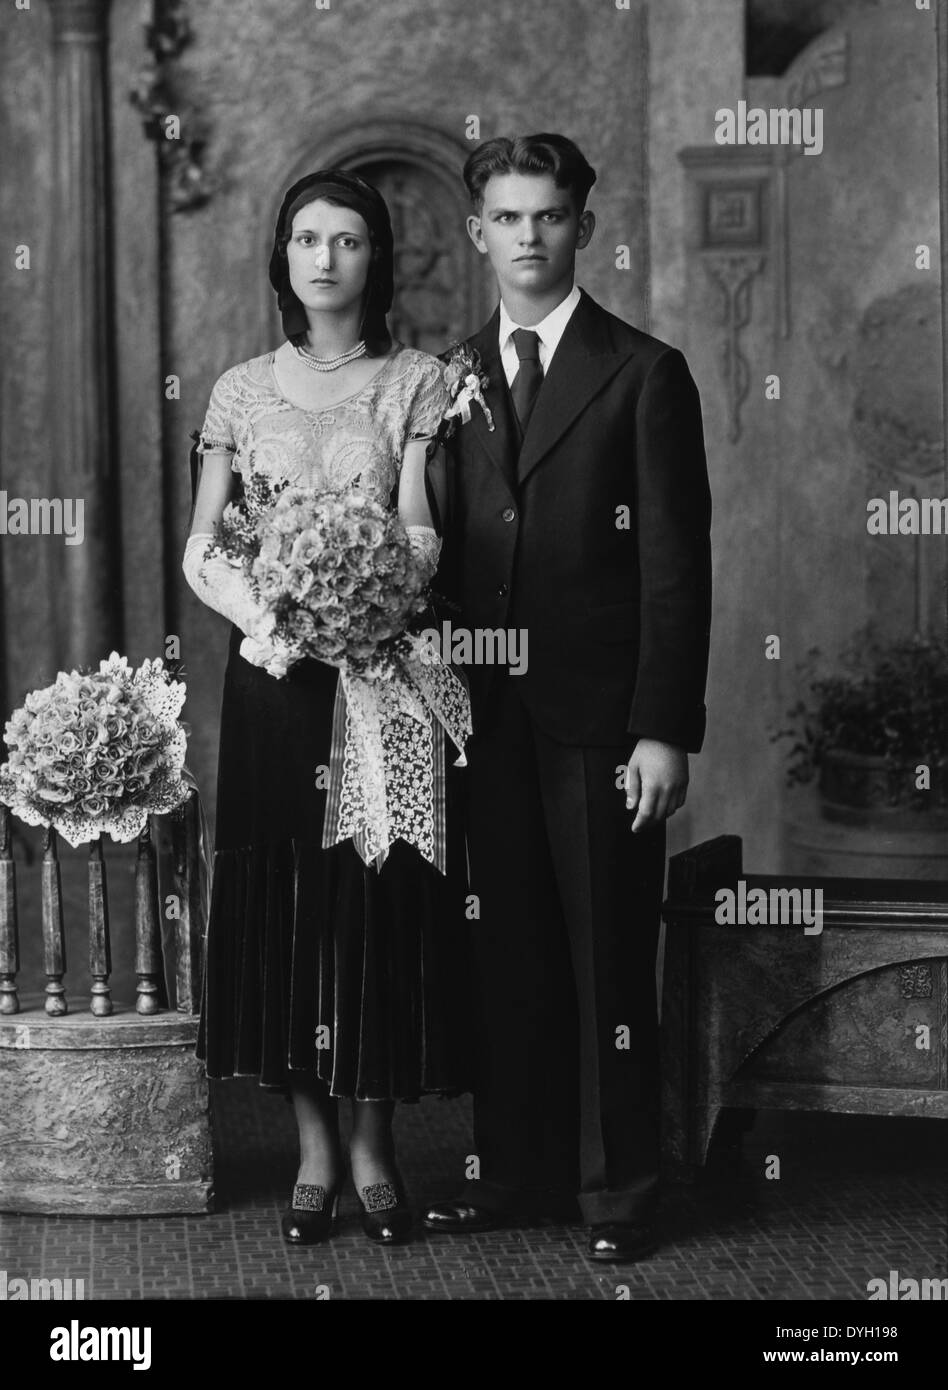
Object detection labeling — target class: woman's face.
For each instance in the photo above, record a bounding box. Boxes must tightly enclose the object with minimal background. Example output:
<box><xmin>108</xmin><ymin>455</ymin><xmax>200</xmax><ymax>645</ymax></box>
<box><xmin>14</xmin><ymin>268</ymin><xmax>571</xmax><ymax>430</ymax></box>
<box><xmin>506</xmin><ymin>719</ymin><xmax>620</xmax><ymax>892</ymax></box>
<box><xmin>285</xmin><ymin>198</ymin><xmax>373</xmax><ymax>320</ymax></box>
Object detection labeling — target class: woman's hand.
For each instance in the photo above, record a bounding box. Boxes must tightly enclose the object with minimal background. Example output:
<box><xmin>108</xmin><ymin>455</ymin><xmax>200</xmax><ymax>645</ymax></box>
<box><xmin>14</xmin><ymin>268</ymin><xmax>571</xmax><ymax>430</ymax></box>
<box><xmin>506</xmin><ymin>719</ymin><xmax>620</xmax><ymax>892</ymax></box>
<box><xmin>184</xmin><ymin>451</ymin><xmax>287</xmax><ymax>651</ymax></box>
<box><xmin>239</xmin><ymin>626</ymin><xmax>298</xmax><ymax>680</ymax></box>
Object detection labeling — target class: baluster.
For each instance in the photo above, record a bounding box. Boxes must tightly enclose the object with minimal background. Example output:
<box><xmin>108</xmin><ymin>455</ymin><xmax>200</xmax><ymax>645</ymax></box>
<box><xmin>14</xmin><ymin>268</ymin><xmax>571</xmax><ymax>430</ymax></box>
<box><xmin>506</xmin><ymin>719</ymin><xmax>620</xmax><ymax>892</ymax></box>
<box><xmin>170</xmin><ymin>790</ymin><xmax>206</xmax><ymax>1014</ymax></box>
<box><xmin>88</xmin><ymin>837</ymin><xmax>112</xmax><ymax>1016</ymax></box>
<box><xmin>135</xmin><ymin>818</ymin><xmax>162</xmax><ymax>1015</ymax></box>
<box><xmin>0</xmin><ymin>806</ymin><xmax>19</xmax><ymax>1015</ymax></box>
<box><xmin>42</xmin><ymin>826</ymin><xmax>67</xmax><ymax>1016</ymax></box>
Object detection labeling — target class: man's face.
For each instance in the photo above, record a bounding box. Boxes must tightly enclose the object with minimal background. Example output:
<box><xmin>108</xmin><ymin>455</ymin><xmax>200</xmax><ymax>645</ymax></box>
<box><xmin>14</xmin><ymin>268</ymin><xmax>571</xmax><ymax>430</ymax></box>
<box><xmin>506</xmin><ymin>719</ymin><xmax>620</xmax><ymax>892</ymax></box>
<box><xmin>466</xmin><ymin>172</ymin><xmax>594</xmax><ymax>297</ymax></box>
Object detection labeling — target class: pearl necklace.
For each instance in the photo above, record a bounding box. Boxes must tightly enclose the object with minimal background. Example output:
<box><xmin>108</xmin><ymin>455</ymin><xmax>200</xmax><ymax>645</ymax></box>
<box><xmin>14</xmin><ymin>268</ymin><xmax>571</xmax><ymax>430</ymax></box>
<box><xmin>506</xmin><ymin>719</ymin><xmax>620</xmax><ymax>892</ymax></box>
<box><xmin>294</xmin><ymin>340</ymin><xmax>367</xmax><ymax>372</ymax></box>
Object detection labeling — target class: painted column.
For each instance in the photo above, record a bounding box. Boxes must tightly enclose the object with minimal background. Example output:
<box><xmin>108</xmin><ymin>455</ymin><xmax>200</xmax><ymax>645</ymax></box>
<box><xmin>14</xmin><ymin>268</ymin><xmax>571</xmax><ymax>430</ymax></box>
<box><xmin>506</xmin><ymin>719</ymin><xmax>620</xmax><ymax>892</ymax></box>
<box><xmin>49</xmin><ymin>0</ymin><xmax>120</xmax><ymax>669</ymax></box>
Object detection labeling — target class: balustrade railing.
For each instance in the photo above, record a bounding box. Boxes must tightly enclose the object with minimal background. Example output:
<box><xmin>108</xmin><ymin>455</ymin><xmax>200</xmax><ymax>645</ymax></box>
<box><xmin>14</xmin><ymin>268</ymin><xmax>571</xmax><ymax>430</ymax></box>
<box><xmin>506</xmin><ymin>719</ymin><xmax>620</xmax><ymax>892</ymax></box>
<box><xmin>0</xmin><ymin>807</ymin><xmax>17</xmax><ymax>1015</ymax></box>
<box><xmin>0</xmin><ymin>791</ymin><xmax>207</xmax><ymax>1019</ymax></box>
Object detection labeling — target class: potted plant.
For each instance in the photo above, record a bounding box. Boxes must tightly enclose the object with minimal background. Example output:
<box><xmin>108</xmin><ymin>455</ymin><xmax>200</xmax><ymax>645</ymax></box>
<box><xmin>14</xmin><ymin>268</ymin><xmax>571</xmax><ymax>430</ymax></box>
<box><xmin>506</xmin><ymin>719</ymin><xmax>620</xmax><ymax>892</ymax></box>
<box><xmin>772</xmin><ymin>629</ymin><xmax>948</xmax><ymax>826</ymax></box>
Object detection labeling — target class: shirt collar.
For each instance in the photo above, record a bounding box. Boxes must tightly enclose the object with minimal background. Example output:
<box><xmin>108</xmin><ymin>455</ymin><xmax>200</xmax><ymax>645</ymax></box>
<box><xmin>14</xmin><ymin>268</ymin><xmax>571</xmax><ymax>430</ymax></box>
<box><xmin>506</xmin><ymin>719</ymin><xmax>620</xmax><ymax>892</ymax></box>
<box><xmin>499</xmin><ymin>283</ymin><xmax>581</xmax><ymax>356</ymax></box>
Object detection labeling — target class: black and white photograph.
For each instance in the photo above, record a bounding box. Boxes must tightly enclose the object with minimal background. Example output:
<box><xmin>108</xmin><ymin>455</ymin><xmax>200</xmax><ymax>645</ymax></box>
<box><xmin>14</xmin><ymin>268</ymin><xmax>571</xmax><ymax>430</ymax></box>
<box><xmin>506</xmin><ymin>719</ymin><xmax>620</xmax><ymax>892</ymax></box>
<box><xmin>0</xmin><ymin>0</ymin><xmax>946</xmax><ymax>1348</ymax></box>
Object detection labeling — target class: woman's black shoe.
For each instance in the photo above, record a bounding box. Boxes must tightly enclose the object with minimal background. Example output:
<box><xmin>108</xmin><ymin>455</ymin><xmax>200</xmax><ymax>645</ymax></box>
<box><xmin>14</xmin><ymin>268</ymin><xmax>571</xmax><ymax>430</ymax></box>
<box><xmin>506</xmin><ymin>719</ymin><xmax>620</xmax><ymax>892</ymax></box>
<box><xmin>281</xmin><ymin>1180</ymin><xmax>343</xmax><ymax>1245</ymax></box>
<box><xmin>357</xmin><ymin>1179</ymin><xmax>413</xmax><ymax>1244</ymax></box>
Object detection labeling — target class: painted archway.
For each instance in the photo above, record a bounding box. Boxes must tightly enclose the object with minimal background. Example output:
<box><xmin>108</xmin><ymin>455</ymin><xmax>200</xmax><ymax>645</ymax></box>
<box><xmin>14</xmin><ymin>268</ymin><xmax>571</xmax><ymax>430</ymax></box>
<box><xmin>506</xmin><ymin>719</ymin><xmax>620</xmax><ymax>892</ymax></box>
<box><xmin>265</xmin><ymin>121</ymin><xmax>494</xmax><ymax>353</ymax></box>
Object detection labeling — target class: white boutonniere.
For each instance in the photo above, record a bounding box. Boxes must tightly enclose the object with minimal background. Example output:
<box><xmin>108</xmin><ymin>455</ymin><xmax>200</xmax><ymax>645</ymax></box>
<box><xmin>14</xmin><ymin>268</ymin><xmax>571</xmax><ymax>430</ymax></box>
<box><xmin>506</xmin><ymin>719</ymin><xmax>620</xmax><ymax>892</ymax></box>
<box><xmin>441</xmin><ymin>342</ymin><xmax>494</xmax><ymax>434</ymax></box>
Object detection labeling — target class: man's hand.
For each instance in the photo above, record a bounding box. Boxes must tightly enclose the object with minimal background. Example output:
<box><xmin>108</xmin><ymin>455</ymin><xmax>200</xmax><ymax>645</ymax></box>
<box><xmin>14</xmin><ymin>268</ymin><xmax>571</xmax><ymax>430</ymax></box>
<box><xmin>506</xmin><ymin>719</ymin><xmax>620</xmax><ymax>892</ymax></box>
<box><xmin>624</xmin><ymin>739</ymin><xmax>689</xmax><ymax>833</ymax></box>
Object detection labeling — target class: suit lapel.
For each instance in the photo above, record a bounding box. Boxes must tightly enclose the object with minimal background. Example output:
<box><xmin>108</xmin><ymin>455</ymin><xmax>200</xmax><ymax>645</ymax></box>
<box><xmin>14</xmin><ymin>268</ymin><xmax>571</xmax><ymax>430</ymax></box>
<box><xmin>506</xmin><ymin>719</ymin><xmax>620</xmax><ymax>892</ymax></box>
<box><xmin>460</xmin><ymin>312</ymin><xmax>519</xmax><ymax>496</ymax></box>
<box><xmin>516</xmin><ymin>291</ymin><xmax>637</xmax><ymax>486</ymax></box>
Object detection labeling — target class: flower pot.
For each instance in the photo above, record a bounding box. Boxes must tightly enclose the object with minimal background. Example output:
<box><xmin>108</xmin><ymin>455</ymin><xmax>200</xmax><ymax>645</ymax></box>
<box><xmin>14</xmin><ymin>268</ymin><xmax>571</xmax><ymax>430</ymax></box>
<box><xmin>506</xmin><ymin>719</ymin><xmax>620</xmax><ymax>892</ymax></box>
<box><xmin>818</xmin><ymin>748</ymin><xmax>948</xmax><ymax>828</ymax></box>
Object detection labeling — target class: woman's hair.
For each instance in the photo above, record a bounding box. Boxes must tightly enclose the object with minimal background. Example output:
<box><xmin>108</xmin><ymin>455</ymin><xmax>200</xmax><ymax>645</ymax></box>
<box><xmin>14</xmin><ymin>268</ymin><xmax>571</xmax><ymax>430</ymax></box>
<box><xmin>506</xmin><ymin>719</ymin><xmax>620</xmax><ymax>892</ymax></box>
<box><xmin>463</xmin><ymin>134</ymin><xmax>597</xmax><ymax>213</ymax></box>
<box><xmin>268</xmin><ymin>169</ymin><xmax>394</xmax><ymax>356</ymax></box>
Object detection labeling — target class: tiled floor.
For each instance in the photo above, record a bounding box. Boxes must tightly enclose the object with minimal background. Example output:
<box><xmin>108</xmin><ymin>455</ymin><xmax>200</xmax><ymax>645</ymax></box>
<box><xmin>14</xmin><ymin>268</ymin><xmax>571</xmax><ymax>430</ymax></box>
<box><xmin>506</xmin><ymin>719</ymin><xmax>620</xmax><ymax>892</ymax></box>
<box><xmin>1</xmin><ymin>1080</ymin><xmax>945</xmax><ymax>1300</ymax></box>
<box><xmin>4</xmin><ymin>823</ymin><xmax>945</xmax><ymax>1301</ymax></box>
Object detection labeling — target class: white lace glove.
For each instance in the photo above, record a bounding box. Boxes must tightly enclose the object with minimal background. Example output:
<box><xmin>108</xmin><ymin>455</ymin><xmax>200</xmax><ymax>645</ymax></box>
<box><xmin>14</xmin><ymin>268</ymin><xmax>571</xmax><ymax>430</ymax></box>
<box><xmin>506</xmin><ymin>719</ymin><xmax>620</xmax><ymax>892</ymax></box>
<box><xmin>405</xmin><ymin>524</ymin><xmax>441</xmax><ymax>583</ymax></box>
<box><xmin>182</xmin><ymin>533</ymin><xmax>297</xmax><ymax>678</ymax></box>
<box><xmin>239</xmin><ymin>631</ymin><xmax>296</xmax><ymax>679</ymax></box>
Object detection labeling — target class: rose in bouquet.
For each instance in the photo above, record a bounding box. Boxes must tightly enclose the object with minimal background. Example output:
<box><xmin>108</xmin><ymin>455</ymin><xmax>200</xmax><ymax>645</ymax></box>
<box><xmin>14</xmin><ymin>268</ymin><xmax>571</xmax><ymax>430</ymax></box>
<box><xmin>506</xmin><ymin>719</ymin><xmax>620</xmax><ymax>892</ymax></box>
<box><xmin>211</xmin><ymin>484</ymin><xmax>430</xmax><ymax>672</ymax></box>
<box><xmin>0</xmin><ymin>653</ymin><xmax>189</xmax><ymax>847</ymax></box>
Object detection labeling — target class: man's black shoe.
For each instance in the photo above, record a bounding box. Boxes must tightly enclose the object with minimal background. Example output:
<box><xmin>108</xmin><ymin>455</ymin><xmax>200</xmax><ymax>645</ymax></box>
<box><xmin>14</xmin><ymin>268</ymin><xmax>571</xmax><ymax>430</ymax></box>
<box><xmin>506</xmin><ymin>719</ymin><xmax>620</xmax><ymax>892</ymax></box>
<box><xmin>585</xmin><ymin>1221</ymin><xmax>659</xmax><ymax>1262</ymax></box>
<box><xmin>424</xmin><ymin>1185</ymin><xmax>579</xmax><ymax>1233</ymax></box>
<box><xmin>422</xmin><ymin>1197</ymin><xmax>507</xmax><ymax>1233</ymax></box>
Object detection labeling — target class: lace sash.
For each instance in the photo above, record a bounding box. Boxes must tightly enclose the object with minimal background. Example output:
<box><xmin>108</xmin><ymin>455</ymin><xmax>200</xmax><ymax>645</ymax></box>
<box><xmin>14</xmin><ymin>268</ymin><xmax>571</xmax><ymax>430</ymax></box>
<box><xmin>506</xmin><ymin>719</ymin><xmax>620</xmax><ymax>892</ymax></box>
<box><xmin>322</xmin><ymin>636</ymin><xmax>471</xmax><ymax>873</ymax></box>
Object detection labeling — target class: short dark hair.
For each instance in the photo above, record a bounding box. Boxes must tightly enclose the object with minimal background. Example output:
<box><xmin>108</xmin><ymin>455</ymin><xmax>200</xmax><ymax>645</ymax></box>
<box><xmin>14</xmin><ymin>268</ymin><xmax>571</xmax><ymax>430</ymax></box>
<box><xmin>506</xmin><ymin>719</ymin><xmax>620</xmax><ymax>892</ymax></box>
<box><xmin>463</xmin><ymin>134</ymin><xmax>597</xmax><ymax>212</ymax></box>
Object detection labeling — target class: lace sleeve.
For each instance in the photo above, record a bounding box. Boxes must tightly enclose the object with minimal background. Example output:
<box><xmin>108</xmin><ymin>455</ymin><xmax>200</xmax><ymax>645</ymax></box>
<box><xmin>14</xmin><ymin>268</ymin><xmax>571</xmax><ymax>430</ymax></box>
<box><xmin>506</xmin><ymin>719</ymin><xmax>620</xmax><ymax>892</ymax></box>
<box><xmin>198</xmin><ymin>368</ymin><xmax>237</xmax><ymax>454</ymax></box>
<box><xmin>405</xmin><ymin>524</ymin><xmax>441</xmax><ymax>582</ymax></box>
<box><xmin>406</xmin><ymin>357</ymin><xmax>450</xmax><ymax>443</ymax></box>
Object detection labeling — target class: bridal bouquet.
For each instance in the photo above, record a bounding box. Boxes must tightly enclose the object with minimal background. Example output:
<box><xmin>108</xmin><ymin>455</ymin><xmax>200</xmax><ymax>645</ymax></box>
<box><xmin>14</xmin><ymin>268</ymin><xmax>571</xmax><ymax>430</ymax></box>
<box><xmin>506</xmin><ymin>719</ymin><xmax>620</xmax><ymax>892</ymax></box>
<box><xmin>0</xmin><ymin>653</ymin><xmax>189</xmax><ymax>846</ymax></box>
<box><xmin>212</xmin><ymin>478</ymin><xmax>470</xmax><ymax>874</ymax></box>
<box><xmin>211</xmin><ymin>481</ymin><xmax>429</xmax><ymax>671</ymax></box>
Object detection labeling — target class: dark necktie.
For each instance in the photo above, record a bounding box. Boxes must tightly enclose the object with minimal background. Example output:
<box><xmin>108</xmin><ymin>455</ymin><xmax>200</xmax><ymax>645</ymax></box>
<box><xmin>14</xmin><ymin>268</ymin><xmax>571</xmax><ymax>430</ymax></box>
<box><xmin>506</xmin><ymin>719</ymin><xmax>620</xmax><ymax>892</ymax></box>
<box><xmin>510</xmin><ymin>328</ymin><xmax>543</xmax><ymax>434</ymax></box>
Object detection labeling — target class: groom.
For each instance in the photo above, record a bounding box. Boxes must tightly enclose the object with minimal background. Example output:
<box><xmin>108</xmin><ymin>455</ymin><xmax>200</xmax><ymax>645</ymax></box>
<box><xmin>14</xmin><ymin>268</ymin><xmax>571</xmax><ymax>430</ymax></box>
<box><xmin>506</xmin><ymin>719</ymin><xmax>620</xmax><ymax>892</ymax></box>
<box><xmin>423</xmin><ymin>134</ymin><xmax>712</xmax><ymax>1260</ymax></box>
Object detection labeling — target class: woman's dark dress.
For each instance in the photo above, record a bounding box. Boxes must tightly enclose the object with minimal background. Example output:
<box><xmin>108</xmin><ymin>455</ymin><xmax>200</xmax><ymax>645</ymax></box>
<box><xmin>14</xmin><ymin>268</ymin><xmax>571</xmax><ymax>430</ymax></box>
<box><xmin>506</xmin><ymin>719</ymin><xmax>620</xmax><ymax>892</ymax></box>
<box><xmin>194</xmin><ymin>346</ymin><xmax>472</xmax><ymax>1098</ymax></box>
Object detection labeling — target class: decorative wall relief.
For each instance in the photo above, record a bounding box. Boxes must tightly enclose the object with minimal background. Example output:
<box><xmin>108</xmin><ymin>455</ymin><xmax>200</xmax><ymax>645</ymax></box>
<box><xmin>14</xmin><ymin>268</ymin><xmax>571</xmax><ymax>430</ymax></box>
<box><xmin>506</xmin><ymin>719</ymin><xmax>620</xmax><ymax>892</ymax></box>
<box><xmin>680</xmin><ymin>30</ymin><xmax>853</xmax><ymax>433</ymax></box>
<box><xmin>768</xmin><ymin>28</ymin><xmax>850</xmax><ymax>336</ymax></box>
<box><xmin>704</xmin><ymin>185</ymin><xmax>764</xmax><ymax>247</ymax></box>
<box><xmin>770</xmin><ymin>28</ymin><xmax>851</xmax><ymax>340</ymax></box>
<box><xmin>702</xmin><ymin>253</ymin><xmax>767</xmax><ymax>445</ymax></box>
<box><xmin>681</xmin><ymin>149</ymin><xmax>771</xmax><ymax>445</ymax></box>
<box><xmin>783</xmin><ymin>28</ymin><xmax>850</xmax><ymax>146</ymax></box>
<box><xmin>899</xmin><ymin>963</ymin><xmax>933</xmax><ymax>1000</ymax></box>
<box><xmin>129</xmin><ymin>0</ymin><xmax>215</xmax><ymax>212</ymax></box>
<box><xmin>747</xmin><ymin>0</ymin><xmax>870</xmax><ymax>76</ymax></box>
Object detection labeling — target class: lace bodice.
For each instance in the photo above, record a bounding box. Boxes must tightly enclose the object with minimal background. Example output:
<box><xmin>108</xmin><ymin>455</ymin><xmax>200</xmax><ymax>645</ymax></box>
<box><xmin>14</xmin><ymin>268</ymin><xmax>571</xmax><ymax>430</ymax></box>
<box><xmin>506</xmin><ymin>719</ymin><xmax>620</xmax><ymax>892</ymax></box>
<box><xmin>198</xmin><ymin>345</ymin><xmax>448</xmax><ymax>505</ymax></box>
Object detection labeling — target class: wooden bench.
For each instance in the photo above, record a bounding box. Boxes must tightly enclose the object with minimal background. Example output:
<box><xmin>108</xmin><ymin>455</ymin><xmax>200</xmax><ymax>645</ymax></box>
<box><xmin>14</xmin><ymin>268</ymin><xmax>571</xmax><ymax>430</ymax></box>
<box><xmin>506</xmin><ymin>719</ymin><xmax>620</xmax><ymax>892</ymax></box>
<box><xmin>660</xmin><ymin>835</ymin><xmax>948</xmax><ymax>1181</ymax></box>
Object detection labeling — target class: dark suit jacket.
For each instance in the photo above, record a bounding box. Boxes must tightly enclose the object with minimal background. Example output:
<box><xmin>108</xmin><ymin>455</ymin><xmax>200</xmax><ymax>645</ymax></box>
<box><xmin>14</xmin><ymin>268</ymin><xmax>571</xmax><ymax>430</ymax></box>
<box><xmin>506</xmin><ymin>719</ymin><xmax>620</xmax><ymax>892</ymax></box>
<box><xmin>428</xmin><ymin>289</ymin><xmax>712</xmax><ymax>752</ymax></box>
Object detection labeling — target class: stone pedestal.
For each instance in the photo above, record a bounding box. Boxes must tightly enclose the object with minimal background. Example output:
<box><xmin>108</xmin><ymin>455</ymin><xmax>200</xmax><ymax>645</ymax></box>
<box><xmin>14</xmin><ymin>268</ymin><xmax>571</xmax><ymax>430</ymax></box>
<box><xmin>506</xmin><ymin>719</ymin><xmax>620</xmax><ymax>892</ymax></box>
<box><xmin>0</xmin><ymin>1003</ymin><xmax>213</xmax><ymax>1216</ymax></box>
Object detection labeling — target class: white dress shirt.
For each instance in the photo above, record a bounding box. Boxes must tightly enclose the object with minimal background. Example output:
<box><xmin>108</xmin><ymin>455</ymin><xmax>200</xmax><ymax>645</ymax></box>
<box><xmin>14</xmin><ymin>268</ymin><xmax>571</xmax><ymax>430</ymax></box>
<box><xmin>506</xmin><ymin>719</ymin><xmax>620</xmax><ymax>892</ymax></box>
<box><xmin>498</xmin><ymin>284</ymin><xmax>582</xmax><ymax>388</ymax></box>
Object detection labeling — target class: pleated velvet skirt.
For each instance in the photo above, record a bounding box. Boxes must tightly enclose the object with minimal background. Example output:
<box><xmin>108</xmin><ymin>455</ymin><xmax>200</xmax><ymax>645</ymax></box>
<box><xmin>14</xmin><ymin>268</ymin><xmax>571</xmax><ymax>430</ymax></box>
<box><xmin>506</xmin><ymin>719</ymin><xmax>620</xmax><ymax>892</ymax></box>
<box><xmin>195</xmin><ymin>624</ymin><xmax>474</xmax><ymax>1099</ymax></box>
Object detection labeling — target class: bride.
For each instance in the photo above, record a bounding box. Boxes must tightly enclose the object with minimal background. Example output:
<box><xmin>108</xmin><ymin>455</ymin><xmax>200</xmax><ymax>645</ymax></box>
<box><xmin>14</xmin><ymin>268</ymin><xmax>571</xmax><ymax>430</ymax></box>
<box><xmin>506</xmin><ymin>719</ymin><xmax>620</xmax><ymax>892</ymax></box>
<box><xmin>183</xmin><ymin>169</ymin><xmax>472</xmax><ymax>1246</ymax></box>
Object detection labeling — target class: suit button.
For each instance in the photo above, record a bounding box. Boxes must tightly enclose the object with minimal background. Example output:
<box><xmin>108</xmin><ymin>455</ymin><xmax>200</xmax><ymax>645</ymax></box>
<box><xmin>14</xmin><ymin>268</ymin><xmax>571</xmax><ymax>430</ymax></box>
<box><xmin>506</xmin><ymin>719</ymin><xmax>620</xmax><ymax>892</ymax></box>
<box><xmin>497</xmin><ymin>583</ymin><xmax>508</xmax><ymax>597</ymax></box>
<box><xmin>502</xmin><ymin>506</ymin><xmax>516</xmax><ymax>523</ymax></box>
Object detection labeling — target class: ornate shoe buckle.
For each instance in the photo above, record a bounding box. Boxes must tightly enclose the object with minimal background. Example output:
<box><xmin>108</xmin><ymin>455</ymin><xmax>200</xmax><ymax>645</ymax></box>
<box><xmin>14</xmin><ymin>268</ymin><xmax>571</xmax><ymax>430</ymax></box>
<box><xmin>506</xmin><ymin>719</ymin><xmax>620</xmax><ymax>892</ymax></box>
<box><xmin>361</xmin><ymin>1181</ymin><xmax>398</xmax><ymax>1212</ymax></box>
<box><xmin>292</xmin><ymin>1183</ymin><xmax>326</xmax><ymax>1212</ymax></box>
